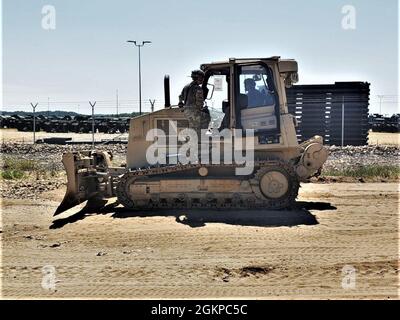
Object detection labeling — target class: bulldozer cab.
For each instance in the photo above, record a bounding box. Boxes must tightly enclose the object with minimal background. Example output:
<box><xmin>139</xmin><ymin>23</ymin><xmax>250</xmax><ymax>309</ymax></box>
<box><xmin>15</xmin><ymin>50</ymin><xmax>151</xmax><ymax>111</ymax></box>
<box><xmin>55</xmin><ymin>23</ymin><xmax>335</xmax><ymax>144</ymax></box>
<box><xmin>125</xmin><ymin>57</ymin><xmax>301</xmax><ymax>168</ymax></box>
<box><xmin>201</xmin><ymin>57</ymin><xmax>298</xmax><ymax>138</ymax></box>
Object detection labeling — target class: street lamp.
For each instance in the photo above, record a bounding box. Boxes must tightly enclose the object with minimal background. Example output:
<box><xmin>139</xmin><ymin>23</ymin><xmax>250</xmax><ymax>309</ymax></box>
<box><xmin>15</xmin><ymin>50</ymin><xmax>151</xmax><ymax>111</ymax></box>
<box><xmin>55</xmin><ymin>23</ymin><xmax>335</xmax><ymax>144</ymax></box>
<box><xmin>127</xmin><ymin>40</ymin><xmax>152</xmax><ymax>115</ymax></box>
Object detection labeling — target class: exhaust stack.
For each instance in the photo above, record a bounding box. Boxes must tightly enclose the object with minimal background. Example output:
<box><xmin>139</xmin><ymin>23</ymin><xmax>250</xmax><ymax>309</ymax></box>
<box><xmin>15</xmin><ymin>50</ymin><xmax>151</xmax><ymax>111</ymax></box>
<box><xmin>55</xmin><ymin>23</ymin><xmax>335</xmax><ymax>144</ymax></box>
<box><xmin>164</xmin><ymin>75</ymin><xmax>171</xmax><ymax>108</ymax></box>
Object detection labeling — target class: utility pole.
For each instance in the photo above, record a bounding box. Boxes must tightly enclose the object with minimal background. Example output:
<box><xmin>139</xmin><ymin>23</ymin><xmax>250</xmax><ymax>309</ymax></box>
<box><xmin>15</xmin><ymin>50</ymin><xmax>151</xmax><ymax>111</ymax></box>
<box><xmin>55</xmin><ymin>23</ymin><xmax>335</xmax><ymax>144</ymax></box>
<box><xmin>47</xmin><ymin>97</ymin><xmax>50</xmax><ymax>117</ymax></box>
<box><xmin>116</xmin><ymin>89</ymin><xmax>119</xmax><ymax>117</ymax></box>
<box><xmin>341</xmin><ymin>96</ymin><xmax>345</xmax><ymax>147</ymax></box>
<box><xmin>377</xmin><ymin>95</ymin><xmax>384</xmax><ymax>114</ymax></box>
<box><xmin>127</xmin><ymin>40</ymin><xmax>152</xmax><ymax>115</ymax></box>
<box><xmin>149</xmin><ymin>99</ymin><xmax>156</xmax><ymax>113</ymax></box>
<box><xmin>31</xmin><ymin>103</ymin><xmax>38</xmax><ymax>144</ymax></box>
<box><xmin>89</xmin><ymin>101</ymin><xmax>96</xmax><ymax>149</ymax></box>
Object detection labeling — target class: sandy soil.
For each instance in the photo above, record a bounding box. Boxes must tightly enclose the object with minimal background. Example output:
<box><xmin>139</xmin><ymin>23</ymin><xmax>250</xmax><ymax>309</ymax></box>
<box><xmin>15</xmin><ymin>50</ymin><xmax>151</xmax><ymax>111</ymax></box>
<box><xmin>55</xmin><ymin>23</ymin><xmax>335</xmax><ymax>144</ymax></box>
<box><xmin>1</xmin><ymin>183</ymin><xmax>398</xmax><ymax>299</ymax></box>
<box><xmin>369</xmin><ymin>131</ymin><xmax>400</xmax><ymax>146</ymax></box>
<box><xmin>0</xmin><ymin>129</ymin><xmax>128</xmax><ymax>143</ymax></box>
<box><xmin>1</xmin><ymin>129</ymin><xmax>399</xmax><ymax>146</ymax></box>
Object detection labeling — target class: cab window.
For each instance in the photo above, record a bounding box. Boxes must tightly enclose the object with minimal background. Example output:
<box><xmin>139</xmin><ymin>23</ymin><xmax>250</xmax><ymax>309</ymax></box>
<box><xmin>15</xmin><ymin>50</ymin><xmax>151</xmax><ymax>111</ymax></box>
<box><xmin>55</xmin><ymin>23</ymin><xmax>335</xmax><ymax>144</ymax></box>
<box><xmin>237</xmin><ymin>64</ymin><xmax>278</xmax><ymax>132</ymax></box>
<box><xmin>238</xmin><ymin>65</ymin><xmax>275</xmax><ymax>109</ymax></box>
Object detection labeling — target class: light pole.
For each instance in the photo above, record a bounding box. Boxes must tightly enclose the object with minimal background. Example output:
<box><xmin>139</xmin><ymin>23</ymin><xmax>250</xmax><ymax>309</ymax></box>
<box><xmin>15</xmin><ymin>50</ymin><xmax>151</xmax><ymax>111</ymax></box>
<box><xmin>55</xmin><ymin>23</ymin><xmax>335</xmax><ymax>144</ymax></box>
<box><xmin>127</xmin><ymin>40</ymin><xmax>151</xmax><ymax>115</ymax></box>
<box><xmin>30</xmin><ymin>103</ymin><xmax>38</xmax><ymax>144</ymax></box>
<box><xmin>89</xmin><ymin>101</ymin><xmax>96</xmax><ymax>149</ymax></box>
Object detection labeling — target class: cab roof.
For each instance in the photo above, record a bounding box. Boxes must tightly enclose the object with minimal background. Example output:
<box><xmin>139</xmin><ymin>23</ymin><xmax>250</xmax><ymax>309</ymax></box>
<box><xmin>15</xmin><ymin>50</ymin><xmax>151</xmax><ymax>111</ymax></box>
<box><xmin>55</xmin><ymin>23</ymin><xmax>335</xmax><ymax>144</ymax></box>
<box><xmin>200</xmin><ymin>57</ymin><xmax>297</xmax><ymax>73</ymax></box>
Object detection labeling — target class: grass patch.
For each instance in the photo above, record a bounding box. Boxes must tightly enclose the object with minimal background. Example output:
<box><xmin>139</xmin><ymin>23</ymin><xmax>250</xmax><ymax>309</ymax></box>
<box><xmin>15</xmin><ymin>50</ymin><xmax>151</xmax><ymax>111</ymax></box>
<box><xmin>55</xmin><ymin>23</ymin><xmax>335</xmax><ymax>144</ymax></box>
<box><xmin>323</xmin><ymin>165</ymin><xmax>400</xmax><ymax>179</ymax></box>
<box><xmin>3</xmin><ymin>158</ymin><xmax>38</xmax><ymax>171</ymax></box>
<box><xmin>1</xmin><ymin>157</ymin><xmax>61</xmax><ymax>180</ymax></box>
<box><xmin>1</xmin><ymin>158</ymin><xmax>38</xmax><ymax>180</ymax></box>
<box><xmin>1</xmin><ymin>169</ymin><xmax>25</xmax><ymax>180</ymax></box>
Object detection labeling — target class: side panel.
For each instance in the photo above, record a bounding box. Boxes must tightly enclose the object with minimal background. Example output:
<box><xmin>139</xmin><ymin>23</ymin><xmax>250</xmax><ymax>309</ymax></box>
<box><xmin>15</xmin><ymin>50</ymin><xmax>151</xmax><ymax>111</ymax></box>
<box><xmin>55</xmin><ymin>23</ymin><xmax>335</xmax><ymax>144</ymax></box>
<box><xmin>127</xmin><ymin>139</ymin><xmax>152</xmax><ymax>169</ymax></box>
<box><xmin>126</xmin><ymin>108</ymin><xmax>189</xmax><ymax>169</ymax></box>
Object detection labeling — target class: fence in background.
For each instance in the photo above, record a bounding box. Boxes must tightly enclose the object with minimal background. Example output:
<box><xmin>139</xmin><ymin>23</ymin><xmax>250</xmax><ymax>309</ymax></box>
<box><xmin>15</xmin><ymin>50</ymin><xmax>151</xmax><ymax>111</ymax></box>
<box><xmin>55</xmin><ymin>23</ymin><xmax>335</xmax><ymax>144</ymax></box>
<box><xmin>1</xmin><ymin>82</ymin><xmax>372</xmax><ymax>146</ymax></box>
<box><xmin>287</xmin><ymin>82</ymin><xmax>370</xmax><ymax>146</ymax></box>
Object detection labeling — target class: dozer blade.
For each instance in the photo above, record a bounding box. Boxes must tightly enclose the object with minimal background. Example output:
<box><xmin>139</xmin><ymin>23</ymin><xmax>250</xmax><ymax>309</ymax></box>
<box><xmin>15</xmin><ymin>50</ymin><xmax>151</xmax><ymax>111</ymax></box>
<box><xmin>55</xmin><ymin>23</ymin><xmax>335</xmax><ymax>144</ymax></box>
<box><xmin>54</xmin><ymin>151</ymin><xmax>112</xmax><ymax>216</ymax></box>
<box><xmin>54</xmin><ymin>191</ymin><xmax>82</xmax><ymax>216</ymax></box>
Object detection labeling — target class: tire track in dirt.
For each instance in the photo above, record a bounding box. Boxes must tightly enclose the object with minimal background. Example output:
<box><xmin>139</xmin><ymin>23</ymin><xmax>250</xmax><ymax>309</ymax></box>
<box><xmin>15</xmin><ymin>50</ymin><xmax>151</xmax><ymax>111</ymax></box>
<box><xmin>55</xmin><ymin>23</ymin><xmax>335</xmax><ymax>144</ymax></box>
<box><xmin>1</xmin><ymin>183</ymin><xmax>398</xmax><ymax>299</ymax></box>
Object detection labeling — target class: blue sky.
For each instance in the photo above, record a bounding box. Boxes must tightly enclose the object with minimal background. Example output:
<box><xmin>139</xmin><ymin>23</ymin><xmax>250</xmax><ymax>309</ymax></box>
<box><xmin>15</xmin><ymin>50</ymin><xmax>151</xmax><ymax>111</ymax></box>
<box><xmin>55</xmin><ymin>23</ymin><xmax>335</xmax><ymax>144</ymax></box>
<box><xmin>2</xmin><ymin>0</ymin><xmax>399</xmax><ymax>114</ymax></box>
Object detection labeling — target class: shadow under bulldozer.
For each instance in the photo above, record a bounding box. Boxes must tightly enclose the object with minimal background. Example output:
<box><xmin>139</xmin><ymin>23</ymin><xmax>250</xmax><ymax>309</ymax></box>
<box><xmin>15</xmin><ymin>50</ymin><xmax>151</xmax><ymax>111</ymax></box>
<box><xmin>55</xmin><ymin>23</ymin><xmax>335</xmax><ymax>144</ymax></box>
<box><xmin>50</xmin><ymin>199</ymin><xmax>336</xmax><ymax>230</ymax></box>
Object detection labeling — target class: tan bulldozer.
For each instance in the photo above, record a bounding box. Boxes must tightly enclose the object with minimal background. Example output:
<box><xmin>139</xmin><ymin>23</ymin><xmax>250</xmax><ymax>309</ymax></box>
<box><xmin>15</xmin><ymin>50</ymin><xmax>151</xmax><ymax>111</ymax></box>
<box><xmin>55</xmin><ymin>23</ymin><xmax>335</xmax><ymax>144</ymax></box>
<box><xmin>54</xmin><ymin>57</ymin><xmax>328</xmax><ymax>216</ymax></box>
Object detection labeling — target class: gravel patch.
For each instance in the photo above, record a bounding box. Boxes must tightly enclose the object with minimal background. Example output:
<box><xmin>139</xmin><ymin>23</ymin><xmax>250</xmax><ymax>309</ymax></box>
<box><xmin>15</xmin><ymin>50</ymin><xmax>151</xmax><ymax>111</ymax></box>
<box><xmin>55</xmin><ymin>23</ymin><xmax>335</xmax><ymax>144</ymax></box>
<box><xmin>0</xmin><ymin>143</ymin><xmax>127</xmax><ymax>171</ymax></box>
<box><xmin>324</xmin><ymin>145</ymin><xmax>399</xmax><ymax>172</ymax></box>
<box><xmin>0</xmin><ymin>178</ymin><xmax>65</xmax><ymax>199</ymax></box>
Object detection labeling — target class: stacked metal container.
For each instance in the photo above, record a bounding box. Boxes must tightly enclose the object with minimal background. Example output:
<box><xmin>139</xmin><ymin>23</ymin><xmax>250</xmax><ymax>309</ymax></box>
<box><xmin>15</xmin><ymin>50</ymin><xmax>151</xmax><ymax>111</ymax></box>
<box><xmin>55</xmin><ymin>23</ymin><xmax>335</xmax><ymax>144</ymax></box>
<box><xmin>287</xmin><ymin>82</ymin><xmax>370</xmax><ymax>146</ymax></box>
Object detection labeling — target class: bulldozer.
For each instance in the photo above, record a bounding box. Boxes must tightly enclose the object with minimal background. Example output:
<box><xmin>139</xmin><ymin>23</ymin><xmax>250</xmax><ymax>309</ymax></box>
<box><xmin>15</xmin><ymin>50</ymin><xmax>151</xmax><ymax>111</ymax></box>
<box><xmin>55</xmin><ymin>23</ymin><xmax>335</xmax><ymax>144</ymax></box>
<box><xmin>54</xmin><ymin>57</ymin><xmax>328</xmax><ymax>216</ymax></box>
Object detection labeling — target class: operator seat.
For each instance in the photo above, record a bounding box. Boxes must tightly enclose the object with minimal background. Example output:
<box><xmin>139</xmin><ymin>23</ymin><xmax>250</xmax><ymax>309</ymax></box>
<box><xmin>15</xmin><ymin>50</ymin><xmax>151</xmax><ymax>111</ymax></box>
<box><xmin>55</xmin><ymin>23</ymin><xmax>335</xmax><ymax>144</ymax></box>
<box><xmin>218</xmin><ymin>94</ymin><xmax>248</xmax><ymax>131</ymax></box>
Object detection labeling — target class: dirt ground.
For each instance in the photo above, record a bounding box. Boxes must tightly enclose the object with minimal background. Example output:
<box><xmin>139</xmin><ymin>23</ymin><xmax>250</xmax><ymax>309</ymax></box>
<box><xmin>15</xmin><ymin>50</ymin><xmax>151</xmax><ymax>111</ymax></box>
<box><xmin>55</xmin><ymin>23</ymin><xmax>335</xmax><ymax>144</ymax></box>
<box><xmin>368</xmin><ymin>132</ymin><xmax>400</xmax><ymax>146</ymax></box>
<box><xmin>1</xmin><ymin>182</ymin><xmax>398</xmax><ymax>299</ymax></box>
<box><xmin>0</xmin><ymin>128</ymin><xmax>127</xmax><ymax>143</ymax></box>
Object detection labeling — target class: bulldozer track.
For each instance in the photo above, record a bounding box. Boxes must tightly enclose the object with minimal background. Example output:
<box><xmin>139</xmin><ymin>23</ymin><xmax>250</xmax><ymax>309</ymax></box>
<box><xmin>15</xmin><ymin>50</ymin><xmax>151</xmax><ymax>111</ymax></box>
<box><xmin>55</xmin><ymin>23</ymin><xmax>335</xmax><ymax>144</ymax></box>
<box><xmin>116</xmin><ymin>159</ymin><xmax>299</xmax><ymax>210</ymax></box>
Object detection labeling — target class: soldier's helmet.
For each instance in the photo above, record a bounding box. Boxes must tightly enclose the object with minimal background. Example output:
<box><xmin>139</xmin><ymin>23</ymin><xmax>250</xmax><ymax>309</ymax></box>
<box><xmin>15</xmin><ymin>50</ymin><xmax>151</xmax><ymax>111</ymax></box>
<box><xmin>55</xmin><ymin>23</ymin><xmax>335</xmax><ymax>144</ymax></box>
<box><xmin>191</xmin><ymin>70</ymin><xmax>205</xmax><ymax>80</ymax></box>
